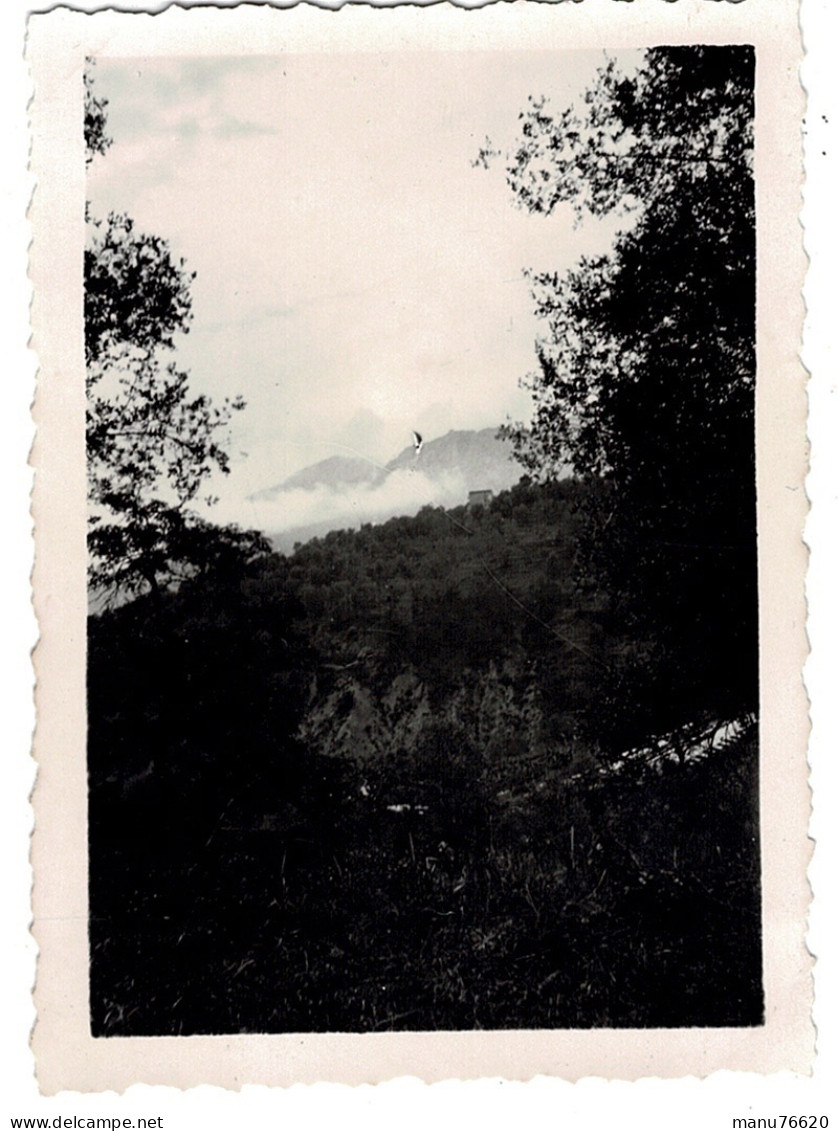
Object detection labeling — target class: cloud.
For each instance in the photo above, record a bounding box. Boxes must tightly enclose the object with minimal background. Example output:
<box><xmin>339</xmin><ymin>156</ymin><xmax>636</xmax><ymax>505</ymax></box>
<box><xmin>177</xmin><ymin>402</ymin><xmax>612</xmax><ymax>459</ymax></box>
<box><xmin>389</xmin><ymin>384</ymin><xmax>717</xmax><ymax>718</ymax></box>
<box><xmin>90</xmin><ymin>51</ymin><xmax>628</xmax><ymax>492</ymax></box>
<box><xmin>199</xmin><ymin>467</ymin><xmax>469</xmax><ymax>538</ymax></box>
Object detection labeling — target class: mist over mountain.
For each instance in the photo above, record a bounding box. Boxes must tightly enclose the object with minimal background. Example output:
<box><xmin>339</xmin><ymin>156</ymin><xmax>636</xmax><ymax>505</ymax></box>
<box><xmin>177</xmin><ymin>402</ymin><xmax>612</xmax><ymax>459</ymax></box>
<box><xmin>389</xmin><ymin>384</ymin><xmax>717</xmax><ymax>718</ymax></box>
<box><xmin>255</xmin><ymin>428</ymin><xmax>520</xmax><ymax>497</ymax></box>
<box><xmin>383</xmin><ymin>428</ymin><xmax>522</xmax><ymax>491</ymax></box>
<box><xmin>250</xmin><ymin>428</ymin><xmax>525</xmax><ymax>552</ymax></box>
<box><xmin>252</xmin><ymin>455</ymin><xmax>380</xmax><ymax>498</ymax></box>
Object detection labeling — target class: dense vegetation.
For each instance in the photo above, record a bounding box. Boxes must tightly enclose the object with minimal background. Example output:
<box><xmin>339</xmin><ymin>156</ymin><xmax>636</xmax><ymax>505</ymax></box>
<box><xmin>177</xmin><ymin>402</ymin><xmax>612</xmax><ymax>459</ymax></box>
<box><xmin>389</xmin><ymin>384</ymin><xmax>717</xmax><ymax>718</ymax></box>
<box><xmin>495</xmin><ymin>46</ymin><xmax>757</xmax><ymax>759</ymax></box>
<box><xmin>89</xmin><ymin>482</ymin><xmax>762</xmax><ymax>1034</ymax></box>
<box><xmin>285</xmin><ymin>479</ymin><xmax>593</xmax><ymax>697</ymax></box>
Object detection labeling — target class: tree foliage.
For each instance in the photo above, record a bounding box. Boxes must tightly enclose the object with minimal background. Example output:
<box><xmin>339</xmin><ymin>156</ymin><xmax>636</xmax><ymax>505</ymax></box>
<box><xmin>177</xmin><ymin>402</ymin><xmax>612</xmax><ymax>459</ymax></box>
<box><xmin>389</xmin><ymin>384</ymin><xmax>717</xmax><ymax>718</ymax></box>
<box><xmin>90</xmin><ymin>513</ymin><xmax>763</xmax><ymax>1033</ymax></box>
<box><xmin>83</xmin><ymin>65</ymin><xmax>112</xmax><ymax>167</ymax></box>
<box><xmin>85</xmin><ymin>212</ymin><xmax>195</xmax><ymax>367</ymax></box>
<box><xmin>85</xmin><ymin>66</ymin><xmax>262</xmax><ymax>598</ymax></box>
<box><xmin>494</xmin><ymin>46</ymin><xmax>757</xmax><ymax>748</ymax></box>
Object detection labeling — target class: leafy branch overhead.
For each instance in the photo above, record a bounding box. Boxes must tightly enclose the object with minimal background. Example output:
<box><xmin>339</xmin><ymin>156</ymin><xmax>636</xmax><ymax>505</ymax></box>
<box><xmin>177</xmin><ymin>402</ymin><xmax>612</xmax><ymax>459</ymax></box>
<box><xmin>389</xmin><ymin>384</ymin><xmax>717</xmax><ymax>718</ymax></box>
<box><xmin>85</xmin><ymin>213</ymin><xmax>195</xmax><ymax>367</ymax></box>
<box><xmin>506</xmin><ymin>53</ymin><xmax>753</xmax><ymax>224</ymax></box>
<box><xmin>84</xmin><ymin>64</ymin><xmax>263</xmax><ymax>598</ymax></box>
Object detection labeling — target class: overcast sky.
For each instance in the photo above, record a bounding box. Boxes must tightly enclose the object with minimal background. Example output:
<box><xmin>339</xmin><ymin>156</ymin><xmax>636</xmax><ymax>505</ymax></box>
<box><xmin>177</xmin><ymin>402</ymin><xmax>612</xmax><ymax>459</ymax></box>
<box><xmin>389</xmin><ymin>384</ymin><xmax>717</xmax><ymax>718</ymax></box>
<box><xmin>88</xmin><ymin>50</ymin><xmax>630</xmax><ymax>529</ymax></box>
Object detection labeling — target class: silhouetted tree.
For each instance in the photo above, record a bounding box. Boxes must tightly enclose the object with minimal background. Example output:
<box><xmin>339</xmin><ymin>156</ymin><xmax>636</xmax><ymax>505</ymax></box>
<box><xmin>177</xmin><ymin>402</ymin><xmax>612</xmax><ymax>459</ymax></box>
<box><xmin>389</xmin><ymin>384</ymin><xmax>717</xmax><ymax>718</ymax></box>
<box><xmin>489</xmin><ymin>46</ymin><xmax>757</xmax><ymax>751</ymax></box>
<box><xmin>85</xmin><ymin>64</ymin><xmax>260</xmax><ymax>598</ymax></box>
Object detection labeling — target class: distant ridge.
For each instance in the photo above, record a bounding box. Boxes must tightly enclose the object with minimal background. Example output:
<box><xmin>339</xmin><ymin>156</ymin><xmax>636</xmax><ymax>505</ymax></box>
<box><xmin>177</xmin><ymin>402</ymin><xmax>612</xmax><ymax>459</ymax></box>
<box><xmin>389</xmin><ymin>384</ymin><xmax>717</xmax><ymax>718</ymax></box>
<box><xmin>252</xmin><ymin>455</ymin><xmax>380</xmax><ymax>500</ymax></box>
<box><xmin>252</xmin><ymin>427</ymin><xmax>515</xmax><ymax>499</ymax></box>
<box><xmin>251</xmin><ymin>428</ymin><xmax>524</xmax><ymax>553</ymax></box>
<box><xmin>384</xmin><ymin>428</ymin><xmax>521</xmax><ymax>493</ymax></box>
<box><xmin>252</xmin><ymin>428</ymin><xmax>520</xmax><ymax>501</ymax></box>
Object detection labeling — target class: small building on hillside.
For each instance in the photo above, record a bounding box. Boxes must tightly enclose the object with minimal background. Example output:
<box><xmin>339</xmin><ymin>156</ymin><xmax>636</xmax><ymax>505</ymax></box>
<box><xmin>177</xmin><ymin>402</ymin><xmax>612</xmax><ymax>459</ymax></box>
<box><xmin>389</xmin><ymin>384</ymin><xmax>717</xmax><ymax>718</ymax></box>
<box><xmin>467</xmin><ymin>489</ymin><xmax>494</xmax><ymax>511</ymax></box>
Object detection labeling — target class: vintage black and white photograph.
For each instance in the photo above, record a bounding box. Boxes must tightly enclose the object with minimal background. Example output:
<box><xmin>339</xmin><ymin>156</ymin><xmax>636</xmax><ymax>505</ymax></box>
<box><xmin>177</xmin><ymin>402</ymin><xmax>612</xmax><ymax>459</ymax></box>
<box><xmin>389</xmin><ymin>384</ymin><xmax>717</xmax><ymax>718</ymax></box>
<box><xmin>80</xmin><ymin>40</ymin><xmax>765</xmax><ymax>1039</ymax></box>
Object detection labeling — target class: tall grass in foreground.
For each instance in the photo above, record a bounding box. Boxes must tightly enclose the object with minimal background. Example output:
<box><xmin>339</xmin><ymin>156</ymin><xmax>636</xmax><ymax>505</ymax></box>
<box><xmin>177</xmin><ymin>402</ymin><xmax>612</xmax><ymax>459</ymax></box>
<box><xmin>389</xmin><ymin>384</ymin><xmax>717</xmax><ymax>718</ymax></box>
<box><xmin>89</xmin><ymin>721</ymin><xmax>761</xmax><ymax>1035</ymax></box>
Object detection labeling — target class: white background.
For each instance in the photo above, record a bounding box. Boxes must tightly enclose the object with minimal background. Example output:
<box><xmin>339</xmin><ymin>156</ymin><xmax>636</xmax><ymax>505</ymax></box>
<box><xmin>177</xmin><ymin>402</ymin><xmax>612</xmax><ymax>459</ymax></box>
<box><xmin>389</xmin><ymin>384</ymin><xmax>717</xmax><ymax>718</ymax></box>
<box><xmin>2</xmin><ymin>0</ymin><xmax>836</xmax><ymax>1124</ymax></box>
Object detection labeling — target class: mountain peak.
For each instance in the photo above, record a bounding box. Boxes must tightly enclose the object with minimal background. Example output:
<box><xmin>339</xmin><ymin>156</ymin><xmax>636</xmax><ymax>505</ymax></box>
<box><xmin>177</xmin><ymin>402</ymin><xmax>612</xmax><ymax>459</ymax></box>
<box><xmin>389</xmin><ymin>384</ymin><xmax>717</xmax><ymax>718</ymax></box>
<box><xmin>248</xmin><ymin>427</ymin><xmax>525</xmax><ymax>552</ymax></box>
<box><xmin>385</xmin><ymin>427</ymin><xmax>518</xmax><ymax>487</ymax></box>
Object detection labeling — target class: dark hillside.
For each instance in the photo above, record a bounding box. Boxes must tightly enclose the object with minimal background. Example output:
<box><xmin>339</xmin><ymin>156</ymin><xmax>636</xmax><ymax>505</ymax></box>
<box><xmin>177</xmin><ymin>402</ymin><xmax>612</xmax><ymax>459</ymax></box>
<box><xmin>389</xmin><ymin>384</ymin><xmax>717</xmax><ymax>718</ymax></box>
<box><xmin>88</xmin><ymin>479</ymin><xmax>762</xmax><ymax>1035</ymax></box>
<box><xmin>283</xmin><ymin>477</ymin><xmax>598</xmax><ymax>699</ymax></box>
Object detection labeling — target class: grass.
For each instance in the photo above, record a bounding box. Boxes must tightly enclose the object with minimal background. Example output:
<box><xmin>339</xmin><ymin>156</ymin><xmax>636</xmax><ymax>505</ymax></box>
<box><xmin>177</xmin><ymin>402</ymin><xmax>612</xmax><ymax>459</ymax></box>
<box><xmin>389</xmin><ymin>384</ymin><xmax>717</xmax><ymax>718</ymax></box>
<box><xmin>89</xmin><ymin>722</ymin><xmax>762</xmax><ymax>1035</ymax></box>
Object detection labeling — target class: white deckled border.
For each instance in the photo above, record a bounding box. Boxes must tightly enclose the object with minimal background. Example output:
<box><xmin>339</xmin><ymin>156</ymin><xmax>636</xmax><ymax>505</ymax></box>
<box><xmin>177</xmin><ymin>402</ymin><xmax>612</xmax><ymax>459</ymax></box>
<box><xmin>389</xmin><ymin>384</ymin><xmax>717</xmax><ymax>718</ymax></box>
<box><xmin>28</xmin><ymin>0</ymin><xmax>811</xmax><ymax>1092</ymax></box>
